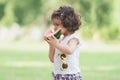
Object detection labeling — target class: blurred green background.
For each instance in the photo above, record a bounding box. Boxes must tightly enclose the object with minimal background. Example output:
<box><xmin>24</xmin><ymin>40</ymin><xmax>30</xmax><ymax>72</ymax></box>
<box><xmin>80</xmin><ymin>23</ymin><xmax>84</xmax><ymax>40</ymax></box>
<box><xmin>0</xmin><ymin>0</ymin><xmax>120</xmax><ymax>80</ymax></box>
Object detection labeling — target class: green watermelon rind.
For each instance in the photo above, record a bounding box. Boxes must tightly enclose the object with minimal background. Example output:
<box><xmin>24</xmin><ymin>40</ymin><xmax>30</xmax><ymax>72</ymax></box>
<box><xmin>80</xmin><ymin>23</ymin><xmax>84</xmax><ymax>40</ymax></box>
<box><xmin>54</xmin><ymin>29</ymin><xmax>61</xmax><ymax>39</ymax></box>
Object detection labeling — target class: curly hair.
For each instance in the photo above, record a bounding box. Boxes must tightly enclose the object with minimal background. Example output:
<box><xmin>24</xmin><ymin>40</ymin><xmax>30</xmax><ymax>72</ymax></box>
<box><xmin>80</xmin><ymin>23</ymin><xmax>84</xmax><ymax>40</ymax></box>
<box><xmin>51</xmin><ymin>5</ymin><xmax>81</xmax><ymax>33</ymax></box>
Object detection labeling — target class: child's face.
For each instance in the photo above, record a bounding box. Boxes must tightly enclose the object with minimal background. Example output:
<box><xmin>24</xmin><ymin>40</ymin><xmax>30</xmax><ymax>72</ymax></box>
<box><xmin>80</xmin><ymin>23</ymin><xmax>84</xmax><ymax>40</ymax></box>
<box><xmin>52</xmin><ymin>18</ymin><xmax>67</xmax><ymax>35</ymax></box>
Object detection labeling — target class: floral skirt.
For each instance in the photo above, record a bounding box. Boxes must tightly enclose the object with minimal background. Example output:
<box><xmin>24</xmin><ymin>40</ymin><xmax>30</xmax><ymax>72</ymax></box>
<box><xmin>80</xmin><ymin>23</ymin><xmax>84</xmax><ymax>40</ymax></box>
<box><xmin>52</xmin><ymin>72</ymin><xmax>82</xmax><ymax>80</ymax></box>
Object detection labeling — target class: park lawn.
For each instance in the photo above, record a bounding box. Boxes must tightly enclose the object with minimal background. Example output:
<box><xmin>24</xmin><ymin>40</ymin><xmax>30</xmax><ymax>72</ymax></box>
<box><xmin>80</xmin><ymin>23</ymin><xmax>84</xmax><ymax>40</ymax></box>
<box><xmin>0</xmin><ymin>43</ymin><xmax>120</xmax><ymax>80</ymax></box>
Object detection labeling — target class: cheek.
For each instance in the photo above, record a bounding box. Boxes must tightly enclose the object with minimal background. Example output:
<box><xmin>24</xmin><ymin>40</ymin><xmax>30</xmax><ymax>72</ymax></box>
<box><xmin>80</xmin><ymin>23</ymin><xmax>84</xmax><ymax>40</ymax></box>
<box><xmin>61</xmin><ymin>28</ymin><xmax>66</xmax><ymax>34</ymax></box>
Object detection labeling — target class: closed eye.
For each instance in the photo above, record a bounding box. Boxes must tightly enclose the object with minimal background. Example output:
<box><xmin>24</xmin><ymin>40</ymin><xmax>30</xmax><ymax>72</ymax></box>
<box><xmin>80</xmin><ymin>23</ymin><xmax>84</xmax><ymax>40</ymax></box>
<box><xmin>54</xmin><ymin>24</ymin><xmax>60</xmax><ymax>26</ymax></box>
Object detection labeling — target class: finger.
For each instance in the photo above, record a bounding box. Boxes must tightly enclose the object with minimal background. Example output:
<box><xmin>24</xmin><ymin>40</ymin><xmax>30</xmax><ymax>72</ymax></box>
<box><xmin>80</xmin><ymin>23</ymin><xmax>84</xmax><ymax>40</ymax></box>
<box><xmin>47</xmin><ymin>36</ymin><xmax>51</xmax><ymax>40</ymax></box>
<box><xmin>44</xmin><ymin>36</ymin><xmax>48</xmax><ymax>41</ymax></box>
<box><xmin>48</xmin><ymin>34</ymin><xmax>54</xmax><ymax>40</ymax></box>
<box><xmin>46</xmin><ymin>39</ymin><xmax>51</xmax><ymax>44</ymax></box>
<box><xmin>51</xmin><ymin>35</ymin><xmax>56</xmax><ymax>39</ymax></box>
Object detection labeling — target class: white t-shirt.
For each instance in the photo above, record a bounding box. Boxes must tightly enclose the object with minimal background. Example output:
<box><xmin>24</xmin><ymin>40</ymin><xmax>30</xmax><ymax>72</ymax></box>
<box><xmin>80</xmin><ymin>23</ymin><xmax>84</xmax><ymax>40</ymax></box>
<box><xmin>53</xmin><ymin>33</ymin><xmax>81</xmax><ymax>75</ymax></box>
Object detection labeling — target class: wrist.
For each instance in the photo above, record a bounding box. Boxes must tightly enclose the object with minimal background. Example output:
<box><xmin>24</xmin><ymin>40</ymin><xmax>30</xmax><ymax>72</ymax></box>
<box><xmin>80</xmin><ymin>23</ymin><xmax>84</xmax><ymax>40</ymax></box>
<box><xmin>49</xmin><ymin>44</ymin><xmax>54</xmax><ymax>47</ymax></box>
<box><xmin>54</xmin><ymin>42</ymin><xmax>60</xmax><ymax>49</ymax></box>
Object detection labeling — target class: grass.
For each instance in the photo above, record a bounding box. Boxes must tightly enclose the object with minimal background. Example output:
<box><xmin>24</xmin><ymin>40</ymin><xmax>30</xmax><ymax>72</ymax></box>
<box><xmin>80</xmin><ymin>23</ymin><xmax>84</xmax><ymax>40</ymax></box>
<box><xmin>0</xmin><ymin>42</ymin><xmax>120</xmax><ymax>80</ymax></box>
<box><xmin>80</xmin><ymin>52</ymin><xmax>120</xmax><ymax>80</ymax></box>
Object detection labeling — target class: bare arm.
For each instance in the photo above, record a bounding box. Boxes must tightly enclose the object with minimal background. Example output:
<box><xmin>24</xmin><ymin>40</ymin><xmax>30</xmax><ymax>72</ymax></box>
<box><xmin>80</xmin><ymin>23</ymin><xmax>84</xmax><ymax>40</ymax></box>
<box><xmin>55</xmin><ymin>38</ymin><xmax>79</xmax><ymax>54</ymax></box>
<box><xmin>44</xmin><ymin>35</ymin><xmax>55</xmax><ymax>63</ymax></box>
<box><xmin>48</xmin><ymin>45</ymin><xmax>55</xmax><ymax>63</ymax></box>
<box><xmin>46</xmin><ymin>35</ymin><xmax>79</xmax><ymax>54</ymax></box>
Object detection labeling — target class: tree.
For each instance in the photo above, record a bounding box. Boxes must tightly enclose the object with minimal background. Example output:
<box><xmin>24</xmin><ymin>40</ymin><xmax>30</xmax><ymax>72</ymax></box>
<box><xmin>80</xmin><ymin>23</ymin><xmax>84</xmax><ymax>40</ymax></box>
<box><xmin>0</xmin><ymin>0</ymin><xmax>15</xmax><ymax>26</ymax></box>
<box><xmin>14</xmin><ymin>0</ymin><xmax>43</xmax><ymax>25</ymax></box>
<box><xmin>0</xmin><ymin>0</ymin><xmax>43</xmax><ymax>26</ymax></box>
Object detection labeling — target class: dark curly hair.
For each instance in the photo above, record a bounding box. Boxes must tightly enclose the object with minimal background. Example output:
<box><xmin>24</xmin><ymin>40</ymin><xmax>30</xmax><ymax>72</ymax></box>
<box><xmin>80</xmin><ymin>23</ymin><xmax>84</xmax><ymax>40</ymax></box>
<box><xmin>51</xmin><ymin>5</ymin><xmax>81</xmax><ymax>33</ymax></box>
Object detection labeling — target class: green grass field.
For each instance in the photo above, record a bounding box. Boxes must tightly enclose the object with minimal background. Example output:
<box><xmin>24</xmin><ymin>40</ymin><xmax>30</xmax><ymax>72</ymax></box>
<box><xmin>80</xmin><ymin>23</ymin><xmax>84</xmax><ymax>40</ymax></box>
<box><xmin>0</xmin><ymin>42</ymin><xmax>120</xmax><ymax>80</ymax></box>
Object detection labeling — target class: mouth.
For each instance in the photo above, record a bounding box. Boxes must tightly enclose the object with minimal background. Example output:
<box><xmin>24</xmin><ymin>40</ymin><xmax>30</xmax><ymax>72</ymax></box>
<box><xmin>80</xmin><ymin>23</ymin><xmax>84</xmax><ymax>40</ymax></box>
<box><xmin>54</xmin><ymin>27</ymin><xmax>60</xmax><ymax>31</ymax></box>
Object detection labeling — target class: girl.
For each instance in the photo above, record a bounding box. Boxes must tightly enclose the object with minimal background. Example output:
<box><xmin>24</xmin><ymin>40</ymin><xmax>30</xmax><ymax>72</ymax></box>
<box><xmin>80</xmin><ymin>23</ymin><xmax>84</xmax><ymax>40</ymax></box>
<box><xmin>44</xmin><ymin>5</ymin><xmax>82</xmax><ymax>80</ymax></box>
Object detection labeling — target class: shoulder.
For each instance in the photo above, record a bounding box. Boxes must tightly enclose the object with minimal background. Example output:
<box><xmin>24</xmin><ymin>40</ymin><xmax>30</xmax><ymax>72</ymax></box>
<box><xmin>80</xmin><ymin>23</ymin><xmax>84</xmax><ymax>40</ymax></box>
<box><xmin>68</xmin><ymin>33</ymin><xmax>80</xmax><ymax>45</ymax></box>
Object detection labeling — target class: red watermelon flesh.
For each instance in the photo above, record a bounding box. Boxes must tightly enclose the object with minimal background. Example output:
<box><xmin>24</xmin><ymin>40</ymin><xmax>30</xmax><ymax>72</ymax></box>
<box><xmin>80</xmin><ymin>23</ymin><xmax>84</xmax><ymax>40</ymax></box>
<box><xmin>54</xmin><ymin>27</ymin><xmax>59</xmax><ymax>31</ymax></box>
<box><xmin>44</xmin><ymin>30</ymin><xmax>53</xmax><ymax>38</ymax></box>
<box><xmin>44</xmin><ymin>29</ymin><xmax>61</xmax><ymax>39</ymax></box>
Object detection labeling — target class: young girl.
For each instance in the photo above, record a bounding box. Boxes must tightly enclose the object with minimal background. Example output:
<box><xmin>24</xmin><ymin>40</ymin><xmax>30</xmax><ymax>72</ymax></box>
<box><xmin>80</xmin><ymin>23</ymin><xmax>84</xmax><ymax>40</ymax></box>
<box><xmin>44</xmin><ymin>5</ymin><xmax>82</xmax><ymax>80</ymax></box>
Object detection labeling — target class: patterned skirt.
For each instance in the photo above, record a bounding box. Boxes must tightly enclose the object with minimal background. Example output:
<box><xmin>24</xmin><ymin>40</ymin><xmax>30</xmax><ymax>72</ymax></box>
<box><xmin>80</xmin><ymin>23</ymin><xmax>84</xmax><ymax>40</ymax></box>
<box><xmin>52</xmin><ymin>72</ymin><xmax>82</xmax><ymax>80</ymax></box>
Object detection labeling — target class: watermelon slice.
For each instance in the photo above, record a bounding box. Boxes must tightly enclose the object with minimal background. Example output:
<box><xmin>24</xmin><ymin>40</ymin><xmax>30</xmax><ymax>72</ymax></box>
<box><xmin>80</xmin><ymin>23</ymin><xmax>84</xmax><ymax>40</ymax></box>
<box><xmin>44</xmin><ymin>30</ymin><xmax>53</xmax><ymax>38</ymax></box>
<box><xmin>44</xmin><ymin>29</ymin><xmax>61</xmax><ymax>39</ymax></box>
<box><xmin>54</xmin><ymin>29</ymin><xmax>61</xmax><ymax>39</ymax></box>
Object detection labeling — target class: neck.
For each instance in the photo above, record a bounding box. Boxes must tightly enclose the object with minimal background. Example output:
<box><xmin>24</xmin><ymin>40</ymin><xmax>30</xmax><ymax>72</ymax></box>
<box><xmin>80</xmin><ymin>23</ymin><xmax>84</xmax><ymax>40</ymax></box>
<box><xmin>63</xmin><ymin>32</ymin><xmax>74</xmax><ymax>37</ymax></box>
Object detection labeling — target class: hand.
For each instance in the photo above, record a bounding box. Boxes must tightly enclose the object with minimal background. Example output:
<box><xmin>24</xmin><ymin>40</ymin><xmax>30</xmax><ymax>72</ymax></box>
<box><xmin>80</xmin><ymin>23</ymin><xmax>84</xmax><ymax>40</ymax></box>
<box><xmin>44</xmin><ymin>29</ymin><xmax>53</xmax><ymax>41</ymax></box>
<box><xmin>46</xmin><ymin>34</ymin><xmax>59</xmax><ymax>47</ymax></box>
<box><xmin>44</xmin><ymin>31</ymin><xmax>52</xmax><ymax>42</ymax></box>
